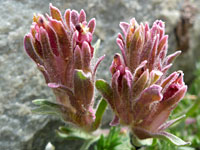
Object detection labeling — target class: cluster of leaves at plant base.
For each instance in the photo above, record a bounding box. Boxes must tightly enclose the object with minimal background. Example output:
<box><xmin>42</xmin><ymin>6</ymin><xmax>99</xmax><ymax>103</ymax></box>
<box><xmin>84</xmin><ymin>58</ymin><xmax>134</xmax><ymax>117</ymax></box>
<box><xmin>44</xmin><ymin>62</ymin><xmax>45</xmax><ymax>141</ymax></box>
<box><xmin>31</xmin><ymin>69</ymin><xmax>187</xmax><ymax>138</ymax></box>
<box><xmin>94</xmin><ymin>127</ymin><xmax>132</xmax><ymax>150</ymax></box>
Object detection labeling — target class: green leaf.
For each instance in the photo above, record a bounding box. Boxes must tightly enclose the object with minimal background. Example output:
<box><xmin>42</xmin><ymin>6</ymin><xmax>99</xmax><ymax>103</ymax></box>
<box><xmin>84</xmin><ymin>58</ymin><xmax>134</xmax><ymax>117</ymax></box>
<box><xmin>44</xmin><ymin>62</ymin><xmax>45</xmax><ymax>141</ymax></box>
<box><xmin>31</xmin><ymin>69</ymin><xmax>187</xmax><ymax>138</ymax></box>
<box><xmin>91</xmin><ymin>98</ymin><xmax>108</xmax><ymax>131</ymax></box>
<box><xmin>33</xmin><ymin>99</ymin><xmax>59</xmax><ymax>107</ymax></box>
<box><xmin>58</xmin><ymin>126</ymin><xmax>74</xmax><ymax>134</ymax></box>
<box><xmin>95</xmin><ymin>127</ymin><xmax>131</xmax><ymax>150</ymax></box>
<box><xmin>155</xmin><ymin>131</ymin><xmax>191</xmax><ymax>146</ymax></box>
<box><xmin>158</xmin><ymin>115</ymin><xmax>186</xmax><ymax>131</ymax></box>
<box><xmin>56</xmin><ymin>126</ymin><xmax>93</xmax><ymax>140</ymax></box>
<box><xmin>32</xmin><ymin>99</ymin><xmax>62</xmax><ymax>116</ymax></box>
<box><xmin>151</xmin><ymin>138</ymin><xmax>158</xmax><ymax>146</ymax></box>
<box><xmin>96</xmin><ymin>79</ymin><xmax>113</xmax><ymax>99</ymax></box>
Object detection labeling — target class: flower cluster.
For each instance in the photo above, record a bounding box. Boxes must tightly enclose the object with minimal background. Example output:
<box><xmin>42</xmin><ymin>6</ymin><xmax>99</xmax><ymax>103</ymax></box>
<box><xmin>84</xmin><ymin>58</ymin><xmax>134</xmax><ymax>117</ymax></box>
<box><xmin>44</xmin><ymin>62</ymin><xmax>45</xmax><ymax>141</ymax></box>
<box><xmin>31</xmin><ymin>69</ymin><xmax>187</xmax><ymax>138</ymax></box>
<box><xmin>24</xmin><ymin>4</ymin><xmax>188</xmax><ymax>145</ymax></box>
<box><xmin>97</xmin><ymin>19</ymin><xmax>187</xmax><ymax>139</ymax></box>
<box><xmin>24</xmin><ymin>4</ymin><xmax>104</xmax><ymax>131</ymax></box>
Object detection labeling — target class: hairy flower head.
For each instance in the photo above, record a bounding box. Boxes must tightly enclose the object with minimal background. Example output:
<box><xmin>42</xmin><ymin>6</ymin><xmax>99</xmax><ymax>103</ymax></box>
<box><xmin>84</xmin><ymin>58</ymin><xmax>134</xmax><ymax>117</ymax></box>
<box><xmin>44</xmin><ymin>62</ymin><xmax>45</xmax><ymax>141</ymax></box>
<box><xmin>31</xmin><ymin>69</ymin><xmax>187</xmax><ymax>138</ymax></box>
<box><xmin>97</xmin><ymin>18</ymin><xmax>187</xmax><ymax>140</ymax></box>
<box><xmin>24</xmin><ymin>4</ymin><xmax>104</xmax><ymax>131</ymax></box>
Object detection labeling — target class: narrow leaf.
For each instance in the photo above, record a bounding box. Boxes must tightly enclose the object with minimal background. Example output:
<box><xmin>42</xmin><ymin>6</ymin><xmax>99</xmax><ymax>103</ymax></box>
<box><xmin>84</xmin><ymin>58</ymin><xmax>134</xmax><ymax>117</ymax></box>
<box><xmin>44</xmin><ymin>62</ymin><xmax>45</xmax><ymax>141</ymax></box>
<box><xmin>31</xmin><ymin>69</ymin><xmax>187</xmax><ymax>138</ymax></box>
<box><xmin>158</xmin><ymin>115</ymin><xmax>186</xmax><ymax>131</ymax></box>
<box><xmin>91</xmin><ymin>98</ymin><xmax>108</xmax><ymax>131</ymax></box>
<box><xmin>56</xmin><ymin>126</ymin><xmax>93</xmax><ymax>140</ymax></box>
<box><xmin>32</xmin><ymin>99</ymin><xmax>62</xmax><ymax>116</ymax></box>
<box><xmin>155</xmin><ymin>131</ymin><xmax>190</xmax><ymax>146</ymax></box>
<box><xmin>33</xmin><ymin>99</ymin><xmax>59</xmax><ymax>107</ymax></box>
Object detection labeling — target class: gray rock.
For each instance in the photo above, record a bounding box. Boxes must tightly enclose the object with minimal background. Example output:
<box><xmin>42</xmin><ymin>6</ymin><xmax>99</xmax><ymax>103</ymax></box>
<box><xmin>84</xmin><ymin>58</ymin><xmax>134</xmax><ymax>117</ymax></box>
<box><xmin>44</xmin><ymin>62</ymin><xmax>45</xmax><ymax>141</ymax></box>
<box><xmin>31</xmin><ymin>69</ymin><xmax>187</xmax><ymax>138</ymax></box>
<box><xmin>0</xmin><ymin>0</ymin><xmax>200</xmax><ymax>149</ymax></box>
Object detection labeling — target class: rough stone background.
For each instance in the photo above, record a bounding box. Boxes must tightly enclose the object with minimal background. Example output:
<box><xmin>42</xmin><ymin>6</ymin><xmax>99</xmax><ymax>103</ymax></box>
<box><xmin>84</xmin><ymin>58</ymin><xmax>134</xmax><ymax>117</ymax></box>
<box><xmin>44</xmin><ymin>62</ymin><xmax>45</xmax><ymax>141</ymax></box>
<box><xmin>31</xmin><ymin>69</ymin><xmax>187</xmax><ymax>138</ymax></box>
<box><xmin>0</xmin><ymin>0</ymin><xmax>200</xmax><ymax>150</ymax></box>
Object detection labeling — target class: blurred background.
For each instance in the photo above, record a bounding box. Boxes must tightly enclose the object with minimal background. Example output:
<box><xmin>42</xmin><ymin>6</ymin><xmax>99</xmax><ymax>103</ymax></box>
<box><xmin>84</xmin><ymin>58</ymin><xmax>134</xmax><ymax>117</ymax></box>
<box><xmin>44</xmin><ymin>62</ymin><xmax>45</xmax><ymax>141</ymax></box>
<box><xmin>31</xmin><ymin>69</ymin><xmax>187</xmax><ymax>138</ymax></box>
<box><xmin>0</xmin><ymin>0</ymin><xmax>200</xmax><ymax>149</ymax></box>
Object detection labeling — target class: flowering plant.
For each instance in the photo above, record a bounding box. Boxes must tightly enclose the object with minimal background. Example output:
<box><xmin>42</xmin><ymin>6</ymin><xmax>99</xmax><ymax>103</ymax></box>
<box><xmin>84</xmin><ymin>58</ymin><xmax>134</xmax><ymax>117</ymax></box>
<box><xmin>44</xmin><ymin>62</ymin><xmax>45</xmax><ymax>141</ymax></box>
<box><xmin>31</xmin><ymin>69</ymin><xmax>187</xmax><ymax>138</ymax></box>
<box><xmin>24</xmin><ymin>4</ymin><xmax>190</xmax><ymax>149</ymax></box>
<box><xmin>96</xmin><ymin>19</ymin><xmax>189</xmax><ymax>145</ymax></box>
<box><xmin>24</xmin><ymin>4</ymin><xmax>105</xmax><ymax>131</ymax></box>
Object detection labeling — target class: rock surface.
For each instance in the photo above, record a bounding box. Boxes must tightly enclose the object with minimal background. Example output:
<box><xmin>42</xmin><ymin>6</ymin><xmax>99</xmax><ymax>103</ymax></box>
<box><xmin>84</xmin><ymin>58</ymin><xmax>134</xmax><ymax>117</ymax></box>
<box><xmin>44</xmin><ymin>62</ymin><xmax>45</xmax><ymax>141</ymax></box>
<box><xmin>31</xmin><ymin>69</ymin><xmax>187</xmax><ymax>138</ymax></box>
<box><xmin>0</xmin><ymin>0</ymin><xmax>200</xmax><ymax>150</ymax></box>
